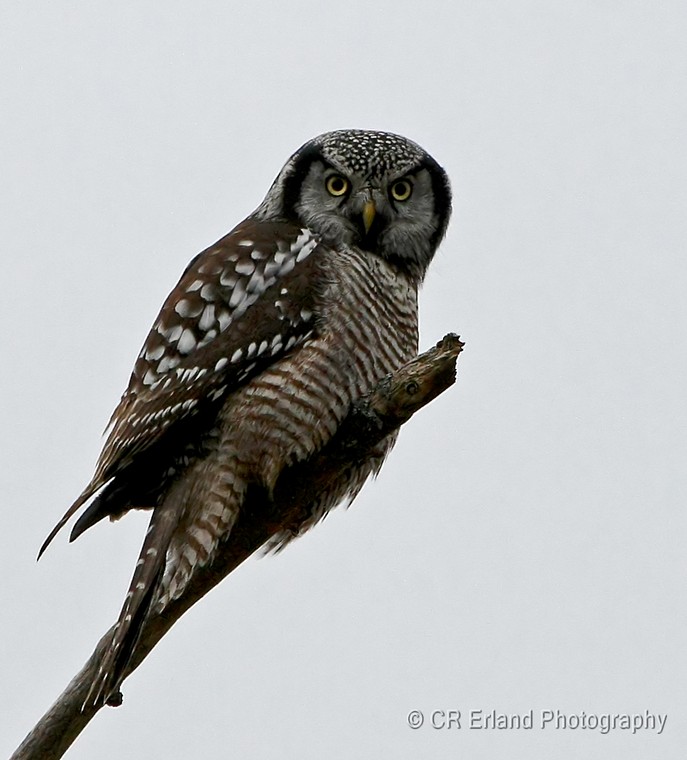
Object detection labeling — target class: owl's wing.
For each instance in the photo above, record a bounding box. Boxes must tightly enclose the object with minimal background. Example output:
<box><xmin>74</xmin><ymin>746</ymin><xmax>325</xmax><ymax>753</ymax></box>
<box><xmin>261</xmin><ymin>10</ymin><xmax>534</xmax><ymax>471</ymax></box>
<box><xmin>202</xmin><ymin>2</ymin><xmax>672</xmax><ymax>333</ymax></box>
<box><xmin>40</xmin><ymin>219</ymin><xmax>322</xmax><ymax>555</ymax></box>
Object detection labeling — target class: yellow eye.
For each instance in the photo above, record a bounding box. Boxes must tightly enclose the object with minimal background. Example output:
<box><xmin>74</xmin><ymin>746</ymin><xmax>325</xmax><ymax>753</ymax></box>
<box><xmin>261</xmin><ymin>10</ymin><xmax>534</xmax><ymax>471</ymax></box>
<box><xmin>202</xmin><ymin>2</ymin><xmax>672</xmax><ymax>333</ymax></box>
<box><xmin>390</xmin><ymin>179</ymin><xmax>413</xmax><ymax>202</ymax></box>
<box><xmin>326</xmin><ymin>175</ymin><xmax>349</xmax><ymax>197</ymax></box>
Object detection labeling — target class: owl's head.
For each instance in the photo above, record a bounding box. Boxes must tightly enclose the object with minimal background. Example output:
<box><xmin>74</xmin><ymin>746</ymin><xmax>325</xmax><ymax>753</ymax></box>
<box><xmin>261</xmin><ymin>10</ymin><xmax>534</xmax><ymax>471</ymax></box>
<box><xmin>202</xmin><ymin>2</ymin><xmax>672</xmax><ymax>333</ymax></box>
<box><xmin>256</xmin><ymin>129</ymin><xmax>452</xmax><ymax>282</ymax></box>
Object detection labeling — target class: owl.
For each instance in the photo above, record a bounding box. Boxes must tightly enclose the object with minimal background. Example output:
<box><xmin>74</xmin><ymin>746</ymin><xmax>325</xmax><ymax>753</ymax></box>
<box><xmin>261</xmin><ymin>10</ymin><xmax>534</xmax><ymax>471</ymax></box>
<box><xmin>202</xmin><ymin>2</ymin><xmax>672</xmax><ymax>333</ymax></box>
<box><xmin>41</xmin><ymin>129</ymin><xmax>452</xmax><ymax>706</ymax></box>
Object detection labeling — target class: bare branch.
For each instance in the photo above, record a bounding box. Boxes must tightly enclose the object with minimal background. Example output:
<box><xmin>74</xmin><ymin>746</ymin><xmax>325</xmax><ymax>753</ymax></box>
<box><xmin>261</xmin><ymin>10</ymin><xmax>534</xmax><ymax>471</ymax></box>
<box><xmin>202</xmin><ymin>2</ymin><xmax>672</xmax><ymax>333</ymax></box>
<box><xmin>12</xmin><ymin>334</ymin><xmax>464</xmax><ymax>760</ymax></box>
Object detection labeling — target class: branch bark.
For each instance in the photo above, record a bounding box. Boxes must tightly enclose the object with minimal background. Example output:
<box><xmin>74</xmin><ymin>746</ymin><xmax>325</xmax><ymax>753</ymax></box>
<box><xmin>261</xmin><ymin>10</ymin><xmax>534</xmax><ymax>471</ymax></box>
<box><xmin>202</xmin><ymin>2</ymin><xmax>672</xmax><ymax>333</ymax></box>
<box><xmin>12</xmin><ymin>333</ymin><xmax>464</xmax><ymax>760</ymax></box>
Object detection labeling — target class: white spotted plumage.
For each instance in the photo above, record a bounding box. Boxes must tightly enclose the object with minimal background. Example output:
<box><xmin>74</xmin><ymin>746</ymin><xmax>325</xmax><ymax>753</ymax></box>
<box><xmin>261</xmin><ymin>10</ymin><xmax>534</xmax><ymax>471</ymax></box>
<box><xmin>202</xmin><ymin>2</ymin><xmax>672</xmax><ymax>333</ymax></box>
<box><xmin>41</xmin><ymin>129</ymin><xmax>452</xmax><ymax>709</ymax></box>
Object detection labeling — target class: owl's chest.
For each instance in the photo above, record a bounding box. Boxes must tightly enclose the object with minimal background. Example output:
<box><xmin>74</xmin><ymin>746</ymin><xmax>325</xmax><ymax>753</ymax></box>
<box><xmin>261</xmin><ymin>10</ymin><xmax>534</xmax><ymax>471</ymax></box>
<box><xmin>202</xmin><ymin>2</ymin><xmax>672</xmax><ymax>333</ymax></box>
<box><xmin>219</xmin><ymin>247</ymin><xmax>418</xmax><ymax>478</ymax></box>
<box><xmin>315</xmin><ymin>247</ymin><xmax>419</xmax><ymax>388</ymax></box>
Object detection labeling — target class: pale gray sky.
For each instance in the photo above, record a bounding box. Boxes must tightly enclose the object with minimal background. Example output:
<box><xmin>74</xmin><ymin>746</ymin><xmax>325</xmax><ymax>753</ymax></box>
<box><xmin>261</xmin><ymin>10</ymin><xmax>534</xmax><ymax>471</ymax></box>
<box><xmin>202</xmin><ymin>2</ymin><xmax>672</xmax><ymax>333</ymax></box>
<box><xmin>2</xmin><ymin>2</ymin><xmax>686</xmax><ymax>758</ymax></box>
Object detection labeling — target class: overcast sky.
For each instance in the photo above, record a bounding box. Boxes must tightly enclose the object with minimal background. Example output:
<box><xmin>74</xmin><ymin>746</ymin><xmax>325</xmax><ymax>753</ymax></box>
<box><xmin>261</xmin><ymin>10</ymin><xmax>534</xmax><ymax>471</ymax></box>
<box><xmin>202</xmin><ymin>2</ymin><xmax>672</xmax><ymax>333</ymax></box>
<box><xmin>2</xmin><ymin>2</ymin><xmax>686</xmax><ymax>758</ymax></box>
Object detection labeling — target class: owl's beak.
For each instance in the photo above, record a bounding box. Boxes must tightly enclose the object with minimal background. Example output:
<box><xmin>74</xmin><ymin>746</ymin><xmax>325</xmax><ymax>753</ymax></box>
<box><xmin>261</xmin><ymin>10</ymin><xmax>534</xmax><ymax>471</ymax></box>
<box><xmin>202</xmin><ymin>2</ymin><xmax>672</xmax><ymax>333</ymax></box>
<box><xmin>362</xmin><ymin>199</ymin><xmax>376</xmax><ymax>235</ymax></box>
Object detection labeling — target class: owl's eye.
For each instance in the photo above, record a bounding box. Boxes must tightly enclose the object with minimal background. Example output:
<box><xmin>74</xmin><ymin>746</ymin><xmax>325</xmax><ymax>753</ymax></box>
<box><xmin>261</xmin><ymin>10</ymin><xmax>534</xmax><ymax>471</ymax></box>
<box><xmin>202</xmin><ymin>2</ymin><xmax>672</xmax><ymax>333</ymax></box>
<box><xmin>390</xmin><ymin>179</ymin><xmax>413</xmax><ymax>202</ymax></box>
<box><xmin>325</xmin><ymin>175</ymin><xmax>350</xmax><ymax>197</ymax></box>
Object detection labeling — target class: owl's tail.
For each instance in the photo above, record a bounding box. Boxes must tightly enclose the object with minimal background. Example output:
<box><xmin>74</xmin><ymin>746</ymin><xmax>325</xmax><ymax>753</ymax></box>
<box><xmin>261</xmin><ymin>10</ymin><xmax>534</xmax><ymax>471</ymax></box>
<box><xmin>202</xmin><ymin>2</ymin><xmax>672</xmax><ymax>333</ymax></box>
<box><xmin>83</xmin><ymin>498</ymin><xmax>182</xmax><ymax>710</ymax></box>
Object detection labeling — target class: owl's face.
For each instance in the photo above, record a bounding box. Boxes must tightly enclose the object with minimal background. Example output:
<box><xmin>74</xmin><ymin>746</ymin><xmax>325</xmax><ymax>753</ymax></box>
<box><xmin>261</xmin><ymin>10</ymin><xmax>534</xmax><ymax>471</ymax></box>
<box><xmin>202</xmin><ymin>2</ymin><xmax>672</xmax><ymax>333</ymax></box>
<box><xmin>256</xmin><ymin>130</ymin><xmax>452</xmax><ymax>282</ymax></box>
